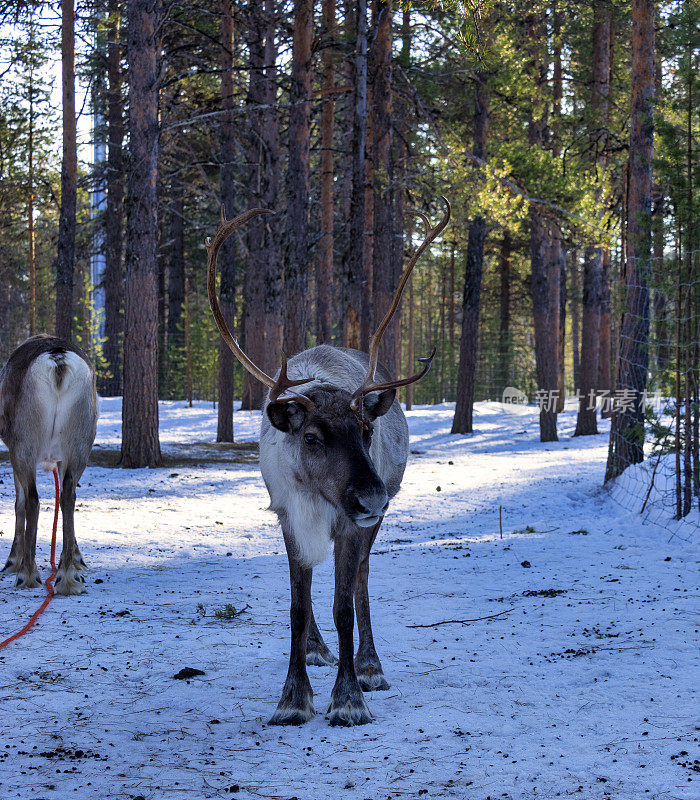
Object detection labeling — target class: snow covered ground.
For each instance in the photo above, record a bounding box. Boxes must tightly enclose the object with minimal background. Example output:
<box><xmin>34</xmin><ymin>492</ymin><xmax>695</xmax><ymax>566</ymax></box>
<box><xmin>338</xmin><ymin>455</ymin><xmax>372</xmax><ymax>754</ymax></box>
<box><xmin>0</xmin><ymin>399</ymin><xmax>697</xmax><ymax>800</ymax></box>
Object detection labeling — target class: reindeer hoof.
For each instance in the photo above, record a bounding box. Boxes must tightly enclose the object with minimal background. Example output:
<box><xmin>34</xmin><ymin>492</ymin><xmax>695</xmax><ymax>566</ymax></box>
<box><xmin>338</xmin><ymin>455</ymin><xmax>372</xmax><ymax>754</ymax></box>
<box><xmin>357</xmin><ymin>670</ymin><xmax>390</xmax><ymax>692</ymax></box>
<box><xmin>306</xmin><ymin>641</ymin><xmax>338</xmax><ymax>667</ymax></box>
<box><xmin>269</xmin><ymin>703</ymin><xmax>315</xmax><ymax>726</ymax></box>
<box><xmin>269</xmin><ymin>695</ymin><xmax>315</xmax><ymax>726</ymax></box>
<box><xmin>2</xmin><ymin>556</ymin><xmax>20</xmax><ymax>574</ymax></box>
<box><xmin>15</xmin><ymin>569</ymin><xmax>42</xmax><ymax>589</ymax></box>
<box><xmin>74</xmin><ymin>553</ymin><xmax>88</xmax><ymax>571</ymax></box>
<box><xmin>269</xmin><ymin>677</ymin><xmax>315</xmax><ymax>726</ymax></box>
<box><xmin>54</xmin><ymin>567</ymin><xmax>87</xmax><ymax>596</ymax></box>
<box><xmin>355</xmin><ymin>656</ymin><xmax>390</xmax><ymax>691</ymax></box>
<box><xmin>327</xmin><ymin>685</ymin><xmax>372</xmax><ymax>727</ymax></box>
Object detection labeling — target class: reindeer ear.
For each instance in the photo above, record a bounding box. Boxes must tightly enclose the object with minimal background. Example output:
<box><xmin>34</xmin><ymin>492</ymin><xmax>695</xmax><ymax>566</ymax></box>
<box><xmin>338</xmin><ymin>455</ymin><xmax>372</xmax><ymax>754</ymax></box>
<box><xmin>267</xmin><ymin>401</ymin><xmax>307</xmax><ymax>433</ymax></box>
<box><xmin>362</xmin><ymin>389</ymin><xmax>396</xmax><ymax>420</ymax></box>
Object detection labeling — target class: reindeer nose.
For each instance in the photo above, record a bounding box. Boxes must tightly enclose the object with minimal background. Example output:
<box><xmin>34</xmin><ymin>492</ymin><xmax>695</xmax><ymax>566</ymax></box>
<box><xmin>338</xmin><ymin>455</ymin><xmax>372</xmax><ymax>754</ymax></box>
<box><xmin>350</xmin><ymin>488</ymin><xmax>389</xmax><ymax>527</ymax></box>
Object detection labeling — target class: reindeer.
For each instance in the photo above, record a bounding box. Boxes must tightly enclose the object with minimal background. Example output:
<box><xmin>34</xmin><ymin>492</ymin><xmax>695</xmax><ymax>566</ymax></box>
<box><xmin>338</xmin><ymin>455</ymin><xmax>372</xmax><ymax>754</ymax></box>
<box><xmin>0</xmin><ymin>335</ymin><xmax>97</xmax><ymax>595</ymax></box>
<box><xmin>206</xmin><ymin>200</ymin><xmax>450</xmax><ymax>726</ymax></box>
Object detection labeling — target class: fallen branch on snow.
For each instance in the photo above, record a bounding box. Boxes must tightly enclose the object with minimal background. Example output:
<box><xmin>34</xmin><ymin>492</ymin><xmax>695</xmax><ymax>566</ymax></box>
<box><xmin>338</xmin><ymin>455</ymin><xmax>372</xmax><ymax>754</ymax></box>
<box><xmin>407</xmin><ymin>609</ymin><xmax>514</xmax><ymax>628</ymax></box>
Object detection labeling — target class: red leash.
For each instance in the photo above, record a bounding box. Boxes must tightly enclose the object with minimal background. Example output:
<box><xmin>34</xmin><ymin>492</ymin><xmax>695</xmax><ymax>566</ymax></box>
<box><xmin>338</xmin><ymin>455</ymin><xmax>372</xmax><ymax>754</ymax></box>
<box><xmin>0</xmin><ymin>468</ymin><xmax>60</xmax><ymax>650</ymax></box>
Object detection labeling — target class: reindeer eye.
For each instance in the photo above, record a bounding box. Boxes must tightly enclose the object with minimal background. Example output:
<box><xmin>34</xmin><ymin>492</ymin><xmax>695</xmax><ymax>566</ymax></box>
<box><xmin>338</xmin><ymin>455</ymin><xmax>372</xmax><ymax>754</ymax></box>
<box><xmin>303</xmin><ymin>433</ymin><xmax>319</xmax><ymax>446</ymax></box>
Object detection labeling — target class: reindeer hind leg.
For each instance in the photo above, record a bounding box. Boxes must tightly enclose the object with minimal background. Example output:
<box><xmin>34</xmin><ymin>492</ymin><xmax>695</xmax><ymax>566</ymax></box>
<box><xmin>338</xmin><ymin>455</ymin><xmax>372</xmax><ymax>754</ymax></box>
<box><xmin>306</xmin><ymin>606</ymin><xmax>338</xmax><ymax>667</ymax></box>
<box><xmin>54</xmin><ymin>466</ymin><xmax>86</xmax><ymax>595</ymax></box>
<box><xmin>2</xmin><ymin>476</ymin><xmax>25</xmax><ymax>574</ymax></box>
<box><xmin>15</xmin><ymin>474</ymin><xmax>41</xmax><ymax>589</ymax></box>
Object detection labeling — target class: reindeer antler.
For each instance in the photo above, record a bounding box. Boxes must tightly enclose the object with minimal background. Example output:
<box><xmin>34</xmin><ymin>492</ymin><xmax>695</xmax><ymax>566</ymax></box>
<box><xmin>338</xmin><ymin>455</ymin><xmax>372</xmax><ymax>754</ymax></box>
<box><xmin>350</xmin><ymin>197</ymin><xmax>451</xmax><ymax>413</ymax></box>
<box><xmin>206</xmin><ymin>207</ymin><xmax>314</xmax><ymax>408</ymax></box>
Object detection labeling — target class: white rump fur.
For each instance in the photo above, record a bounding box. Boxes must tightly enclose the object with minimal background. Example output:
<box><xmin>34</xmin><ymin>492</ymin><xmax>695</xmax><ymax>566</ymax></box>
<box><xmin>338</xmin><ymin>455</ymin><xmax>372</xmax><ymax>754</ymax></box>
<box><xmin>28</xmin><ymin>352</ymin><xmax>93</xmax><ymax>472</ymax></box>
<box><xmin>259</xmin><ymin>346</ymin><xmax>409</xmax><ymax>568</ymax></box>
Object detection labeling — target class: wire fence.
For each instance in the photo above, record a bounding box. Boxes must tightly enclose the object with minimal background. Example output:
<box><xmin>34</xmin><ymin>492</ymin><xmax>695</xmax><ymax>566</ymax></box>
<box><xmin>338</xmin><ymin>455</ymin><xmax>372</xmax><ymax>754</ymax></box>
<box><xmin>606</xmin><ymin>251</ymin><xmax>699</xmax><ymax>540</ymax></box>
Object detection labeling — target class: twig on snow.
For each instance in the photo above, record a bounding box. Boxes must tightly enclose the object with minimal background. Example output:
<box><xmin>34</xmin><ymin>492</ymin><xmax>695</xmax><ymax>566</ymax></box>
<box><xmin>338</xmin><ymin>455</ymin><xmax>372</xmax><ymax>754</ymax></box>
<box><xmin>407</xmin><ymin>609</ymin><xmax>514</xmax><ymax>628</ymax></box>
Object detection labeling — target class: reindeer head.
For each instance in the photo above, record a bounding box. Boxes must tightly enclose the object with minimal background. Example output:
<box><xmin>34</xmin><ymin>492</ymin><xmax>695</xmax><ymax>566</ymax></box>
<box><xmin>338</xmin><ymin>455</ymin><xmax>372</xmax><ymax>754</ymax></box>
<box><xmin>265</xmin><ymin>384</ymin><xmax>396</xmax><ymax>526</ymax></box>
<box><xmin>206</xmin><ymin>199</ymin><xmax>450</xmax><ymax>528</ymax></box>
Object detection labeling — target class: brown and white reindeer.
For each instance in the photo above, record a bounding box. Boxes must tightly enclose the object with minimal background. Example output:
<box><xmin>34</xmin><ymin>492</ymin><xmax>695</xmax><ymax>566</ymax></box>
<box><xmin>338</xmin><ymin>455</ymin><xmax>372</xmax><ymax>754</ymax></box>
<box><xmin>206</xmin><ymin>200</ymin><xmax>450</xmax><ymax>726</ymax></box>
<box><xmin>0</xmin><ymin>335</ymin><xmax>97</xmax><ymax>595</ymax></box>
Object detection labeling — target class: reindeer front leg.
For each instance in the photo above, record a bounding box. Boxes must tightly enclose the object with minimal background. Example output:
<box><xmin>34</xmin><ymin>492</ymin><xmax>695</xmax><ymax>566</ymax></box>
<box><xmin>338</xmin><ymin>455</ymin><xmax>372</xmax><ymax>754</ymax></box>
<box><xmin>327</xmin><ymin>531</ymin><xmax>372</xmax><ymax>726</ymax></box>
<box><xmin>354</xmin><ymin>519</ymin><xmax>390</xmax><ymax>691</ymax></box>
<box><xmin>269</xmin><ymin>525</ymin><xmax>315</xmax><ymax>725</ymax></box>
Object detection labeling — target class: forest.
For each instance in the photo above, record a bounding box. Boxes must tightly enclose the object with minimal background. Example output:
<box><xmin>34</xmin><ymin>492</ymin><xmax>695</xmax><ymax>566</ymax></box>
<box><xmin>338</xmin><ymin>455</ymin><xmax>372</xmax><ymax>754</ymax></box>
<box><xmin>0</xmin><ymin>2</ymin><xmax>699</xmax><ymax>796</ymax></box>
<box><xmin>0</xmin><ymin>0</ymin><xmax>697</xmax><ymax>512</ymax></box>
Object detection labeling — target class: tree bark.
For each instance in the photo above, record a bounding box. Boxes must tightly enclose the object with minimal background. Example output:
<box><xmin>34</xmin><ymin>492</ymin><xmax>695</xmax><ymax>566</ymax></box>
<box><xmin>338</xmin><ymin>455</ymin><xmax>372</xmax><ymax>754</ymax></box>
<box><xmin>217</xmin><ymin>0</ymin><xmax>237</xmax><ymax>441</ymax></box>
<box><xmin>570</xmin><ymin>249</ymin><xmax>581</xmax><ymax>389</ymax></box>
<box><xmin>598</xmin><ymin>246</ymin><xmax>612</xmax><ymax>415</ymax></box>
<box><xmin>284</xmin><ymin>0</ymin><xmax>313</xmax><ymax>356</ymax></box>
<box><xmin>103</xmin><ymin>0</ymin><xmax>124</xmax><ymax>396</ymax></box>
<box><xmin>605</xmin><ymin>0</ymin><xmax>654</xmax><ymax>481</ymax></box>
<box><xmin>167</xmin><ymin>181</ymin><xmax>185</xmax><ymax>371</ymax></box>
<box><xmin>316</xmin><ymin>0</ymin><xmax>335</xmax><ymax>344</ymax></box>
<box><xmin>370</xmin><ymin>0</ymin><xmax>396</xmax><ymax>374</ymax></box>
<box><xmin>28</xmin><ymin>50</ymin><xmax>36</xmax><ymax>336</ymax></box>
<box><xmin>122</xmin><ymin>0</ymin><xmax>161</xmax><ymax>468</ymax></box>
<box><xmin>527</xmin><ymin>11</ymin><xmax>559</xmax><ymax>442</ymax></box>
<box><xmin>558</xmin><ymin>247</ymin><xmax>567</xmax><ymax>411</ymax></box>
<box><xmin>54</xmin><ymin>0</ymin><xmax>77</xmax><ymax>340</ymax></box>
<box><xmin>575</xmin><ymin>0</ymin><xmax>610</xmax><ymax>436</ymax></box>
<box><xmin>394</xmin><ymin>6</ymin><xmax>411</xmax><ymax>399</ymax></box>
<box><xmin>452</xmin><ymin>69</ymin><xmax>488</xmax><ymax>434</ymax></box>
<box><xmin>242</xmin><ymin>0</ymin><xmax>282</xmax><ymax>409</ymax></box>
<box><xmin>552</xmin><ymin>0</ymin><xmax>566</xmax><ymax>413</ymax></box>
<box><xmin>599</xmin><ymin>8</ymin><xmax>616</xmax><ymax>415</ymax></box>
<box><xmin>531</xmin><ymin>212</ymin><xmax>561</xmax><ymax>442</ymax></box>
<box><xmin>342</xmin><ymin>0</ymin><xmax>368</xmax><ymax>351</ymax></box>
<box><xmin>498</xmin><ymin>231</ymin><xmax>511</xmax><ymax>394</ymax></box>
<box><xmin>652</xmin><ymin>24</ymin><xmax>668</xmax><ymax>375</ymax></box>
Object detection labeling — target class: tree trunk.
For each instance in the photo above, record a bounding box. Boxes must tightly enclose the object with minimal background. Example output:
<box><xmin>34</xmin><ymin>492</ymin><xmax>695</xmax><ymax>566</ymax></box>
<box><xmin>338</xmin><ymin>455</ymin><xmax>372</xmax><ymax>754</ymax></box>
<box><xmin>157</xmin><ymin>204</ymin><xmax>166</xmax><ymax>397</ymax></box>
<box><xmin>652</xmin><ymin>29</ymin><xmax>668</xmax><ymax>375</ymax></box>
<box><xmin>527</xmin><ymin>11</ymin><xmax>559</xmax><ymax>442</ymax></box>
<box><xmin>498</xmin><ymin>231</ymin><xmax>511</xmax><ymax>394</ymax></box>
<box><xmin>406</xmin><ymin>273</ymin><xmax>414</xmax><ymax>410</ymax></box>
<box><xmin>558</xmin><ymin>248</ymin><xmax>567</xmax><ymax>411</ymax></box>
<box><xmin>167</xmin><ymin>181</ymin><xmax>185</xmax><ymax>386</ymax></box>
<box><xmin>370</xmin><ymin>0</ymin><xmax>396</xmax><ymax>374</ymax></box>
<box><xmin>28</xmin><ymin>56</ymin><xmax>36</xmax><ymax>336</ymax></box>
<box><xmin>362</xmin><ymin>82</ymin><xmax>374</xmax><ymax>352</ymax></box>
<box><xmin>605</xmin><ymin>0</ymin><xmax>654</xmax><ymax>481</ymax></box>
<box><xmin>395</xmin><ymin>6</ymin><xmax>411</xmax><ymax>400</ymax></box>
<box><xmin>342</xmin><ymin>0</ymin><xmax>368</xmax><ymax>351</ymax></box>
<box><xmin>103</xmin><ymin>0</ymin><xmax>124</xmax><ymax>396</ymax></box>
<box><xmin>54</xmin><ymin>0</ymin><xmax>77</xmax><ymax>340</ymax></box>
<box><xmin>316</xmin><ymin>0</ymin><xmax>335</xmax><ymax>344</ymax></box>
<box><xmin>531</xmin><ymin>213</ymin><xmax>561</xmax><ymax>442</ymax></box>
<box><xmin>570</xmin><ymin>249</ymin><xmax>581</xmax><ymax>390</ymax></box>
<box><xmin>599</xmin><ymin>246</ymin><xmax>612</xmax><ymax>416</ymax></box>
<box><xmin>452</xmin><ymin>70</ymin><xmax>488</xmax><ymax>434</ymax></box>
<box><xmin>284</xmin><ymin>0</ymin><xmax>313</xmax><ymax>355</ymax></box>
<box><xmin>599</xmin><ymin>9</ymin><xmax>616</xmax><ymax>416</ymax></box>
<box><xmin>242</xmin><ymin>0</ymin><xmax>282</xmax><ymax>409</ymax></box>
<box><xmin>575</xmin><ymin>245</ymin><xmax>602</xmax><ymax>434</ymax></box>
<box><xmin>552</xmin><ymin>0</ymin><xmax>566</xmax><ymax>413</ymax></box>
<box><xmin>217</xmin><ymin>0</ymin><xmax>237</xmax><ymax>441</ymax></box>
<box><xmin>575</xmin><ymin>0</ymin><xmax>610</xmax><ymax>436</ymax></box>
<box><xmin>122</xmin><ymin>0</ymin><xmax>161</xmax><ymax>468</ymax></box>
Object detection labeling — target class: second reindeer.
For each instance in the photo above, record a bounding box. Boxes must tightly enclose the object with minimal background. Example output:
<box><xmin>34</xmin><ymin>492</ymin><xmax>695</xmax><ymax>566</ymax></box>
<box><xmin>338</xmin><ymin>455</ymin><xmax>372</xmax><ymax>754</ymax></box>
<box><xmin>206</xmin><ymin>200</ymin><xmax>450</xmax><ymax>726</ymax></box>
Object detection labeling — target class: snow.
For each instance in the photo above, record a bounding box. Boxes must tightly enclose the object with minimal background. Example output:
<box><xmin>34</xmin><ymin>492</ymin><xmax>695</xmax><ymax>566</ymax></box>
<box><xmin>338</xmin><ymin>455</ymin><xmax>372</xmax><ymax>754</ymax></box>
<box><xmin>0</xmin><ymin>399</ymin><xmax>697</xmax><ymax>800</ymax></box>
